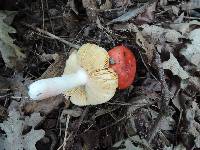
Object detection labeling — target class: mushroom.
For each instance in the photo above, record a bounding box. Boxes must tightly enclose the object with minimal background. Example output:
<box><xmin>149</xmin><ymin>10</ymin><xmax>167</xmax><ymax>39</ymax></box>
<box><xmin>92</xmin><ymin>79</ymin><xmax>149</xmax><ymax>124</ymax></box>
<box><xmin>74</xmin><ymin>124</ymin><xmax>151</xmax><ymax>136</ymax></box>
<box><xmin>28</xmin><ymin>43</ymin><xmax>118</xmax><ymax>106</ymax></box>
<box><xmin>108</xmin><ymin>45</ymin><xmax>136</xmax><ymax>89</ymax></box>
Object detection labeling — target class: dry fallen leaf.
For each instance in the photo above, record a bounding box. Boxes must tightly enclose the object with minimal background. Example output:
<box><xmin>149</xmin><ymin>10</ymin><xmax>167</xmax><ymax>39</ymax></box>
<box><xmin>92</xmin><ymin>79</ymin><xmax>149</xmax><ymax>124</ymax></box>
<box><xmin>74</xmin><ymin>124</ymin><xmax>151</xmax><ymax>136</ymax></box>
<box><xmin>184</xmin><ymin>101</ymin><xmax>200</xmax><ymax>148</ymax></box>
<box><xmin>187</xmin><ymin>77</ymin><xmax>200</xmax><ymax>93</ymax></box>
<box><xmin>23</xmin><ymin>95</ymin><xmax>65</xmax><ymax>114</ymax></box>
<box><xmin>171</xmin><ymin>6</ymin><xmax>180</xmax><ymax>16</ymax></box>
<box><xmin>82</xmin><ymin>0</ymin><xmax>97</xmax><ymax>22</ymax></box>
<box><xmin>136</xmin><ymin>2</ymin><xmax>156</xmax><ymax>24</ymax></box>
<box><xmin>173</xmin><ymin>12</ymin><xmax>184</xmax><ymax>24</ymax></box>
<box><xmin>162</xmin><ymin>52</ymin><xmax>189</xmax><ymax>80</ymax></box>
<box><xmin>81</xmin><ymin>130</ymin><xmax>99</xmax><ymax>150</ymax></box>
<box><xmin>68</xmin><ymin>0</ymin><xmax>78</xmax><ymax>15</ymax></box>
<box><xmin>60</xmin><ymin>107</ymin><xmax>83</xmax><ymax>123</ymax></box>
<box><xmin>39</xmin><ymin>53</ymin><xmax>59</xmax><ymax>62</ymax></box>
<box><xmin>142</xmin><ymin>78</ymin><xmax>161</xmax><ymax>93</ymax></box>
<box><xmin>0</xmin><ymin>109</ymin><xmax>45</xmax><ymax>150</ymax></box>
<box><xmin>113</xmin><ymin>0</ymin><xmax>131</xmax><ymax>8</ymax></box>
<box><xmin>181</xmin><ymin>0</ymin><xmax>200</xmax><ymax>10</ymax></box>
<box><xmin>170</xmin><ymin>20</ymin><xmax>200</xmax><ymax>35</ymax></box>
<box><xmin>127</xmin><ymin>94</ymin><xmax>159</xmax><ymax>112</ymax></box>
<box><xmin>195</xmin><ymin>135</ymin><xmax>200</xmax><ymax>148</ymax></box>
<box><xmin>100</xmin><ymin>0</ymin><xmax>112</xmax><ymax>10</ymax></box>
<box><xmin>164</xmin><ymin>144</ymin><xmax>186</xmax><ymax>150</ymax></box>
<box><xmin>107</xmin><ymin>1</ymin><xmax>156</xmax><ymax>25</ymax></box>
<box><xmin>136</xmin><ymin>29</ymin><xmax>155</xmax><ymax>64</ymax></box>
<box><xmin>0</xmin><ymin>75</ymin><xmax>10</xmax><ymax>89</ymax></box>
<box><xmin>159</xmin><ymin>0</ymin><xmax>168</xmax><ymax>6</ymax></box>
<box><xmin>159</xmin><ymin>116</ymin><xmax>175</xmax><ymax>131</ymax></box>
<box><xmin>180</xmin><ymin>28</ymin><xmax>200</xmax><ymax>69</ymax></box>
<box><xmin>141</xmin><ymin>24</ymin><xmax>184</xmax><ymax>43</ymax></box>
<box><xmin>113</xmin><ymin>135</ymin><xmax>152</xmax><ymax>150</ymax></box>
<box><xmin>0</xmin><ymin>10</ymin><xmax>25</xmax><ymax>70</ymax></box>
<box><xmin>127</xmin><ymin>23</ymin><xmax>155</xmax><ymax>64</ymax></box>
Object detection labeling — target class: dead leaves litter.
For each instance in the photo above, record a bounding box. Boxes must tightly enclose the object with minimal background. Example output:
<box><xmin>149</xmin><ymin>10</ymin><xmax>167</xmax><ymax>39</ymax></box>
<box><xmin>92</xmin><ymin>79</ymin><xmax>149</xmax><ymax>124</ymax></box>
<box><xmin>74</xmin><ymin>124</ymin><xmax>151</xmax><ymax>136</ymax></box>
<box><xmin>162</xmin><ymin>52</ymin><xmax>189</xmax><ymax>80</ymax></box>
<box><xmin>0</xmin><ymin>109</ymin><xmax>45</xmax><ymax>150</ymax></box>
<box><xmin>0</xmin><ymin>11</ymin><xmax>25</xmax><ymax>70</ymax></box>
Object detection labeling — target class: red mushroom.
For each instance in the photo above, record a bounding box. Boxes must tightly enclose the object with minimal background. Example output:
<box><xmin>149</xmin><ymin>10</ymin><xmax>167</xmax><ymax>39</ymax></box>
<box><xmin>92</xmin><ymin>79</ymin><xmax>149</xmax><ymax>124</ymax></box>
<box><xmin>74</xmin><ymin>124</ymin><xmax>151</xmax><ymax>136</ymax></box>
<box><xmin>108</xmin><ymin>45</ymin><xmax>136</xmax><ymax>89</ymax></box>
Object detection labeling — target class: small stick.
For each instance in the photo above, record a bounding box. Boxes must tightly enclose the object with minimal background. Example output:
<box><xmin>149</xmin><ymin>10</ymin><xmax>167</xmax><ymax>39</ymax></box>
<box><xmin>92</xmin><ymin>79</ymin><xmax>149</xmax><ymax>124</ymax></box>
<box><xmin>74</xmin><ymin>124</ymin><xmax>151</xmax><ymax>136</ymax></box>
<box><xmin>146</xmin><ymin>50</ymin><xmax>171</xmax><ymax>143</ymax></box>
<box><xmin>23</xmin><ymin>23</ymin><xmax>81</xmax><ymax>49</ymax></box>
<box><xmin>63</xmin><ymin>107</ymin><xmax>89</xmax><ymax>150</ymax></box>
<box><xmin>62</xmin><ymin>115</ymin><xmax>71</xmax><ymax>150</ymax></box>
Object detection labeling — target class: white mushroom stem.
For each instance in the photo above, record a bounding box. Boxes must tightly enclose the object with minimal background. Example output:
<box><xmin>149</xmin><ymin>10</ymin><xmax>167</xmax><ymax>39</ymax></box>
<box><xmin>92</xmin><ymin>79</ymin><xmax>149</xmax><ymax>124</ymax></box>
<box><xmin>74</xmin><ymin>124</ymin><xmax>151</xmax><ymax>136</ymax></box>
<box><xmin>28</xmin><ymin>68</ymin><xmax>88</xmax><ymax>100</ymax></box>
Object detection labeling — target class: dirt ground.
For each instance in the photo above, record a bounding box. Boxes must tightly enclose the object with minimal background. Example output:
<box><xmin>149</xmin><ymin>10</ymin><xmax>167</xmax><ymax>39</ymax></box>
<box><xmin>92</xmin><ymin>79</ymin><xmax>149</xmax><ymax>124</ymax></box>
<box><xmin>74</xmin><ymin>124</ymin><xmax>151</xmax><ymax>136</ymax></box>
<box><xmin>1</xmin><ymin>0</ymin><xmax>200</xmax><ymax>150</ymax></box>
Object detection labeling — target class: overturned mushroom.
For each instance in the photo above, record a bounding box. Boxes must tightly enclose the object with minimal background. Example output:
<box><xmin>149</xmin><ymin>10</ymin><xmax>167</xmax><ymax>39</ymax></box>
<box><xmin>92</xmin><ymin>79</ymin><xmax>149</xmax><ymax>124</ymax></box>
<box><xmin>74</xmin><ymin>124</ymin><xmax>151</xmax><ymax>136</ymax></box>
<box><xmin>28</xmin><ymin>44</ymin><xmax>118</xmax><ymax>106</ymax></box>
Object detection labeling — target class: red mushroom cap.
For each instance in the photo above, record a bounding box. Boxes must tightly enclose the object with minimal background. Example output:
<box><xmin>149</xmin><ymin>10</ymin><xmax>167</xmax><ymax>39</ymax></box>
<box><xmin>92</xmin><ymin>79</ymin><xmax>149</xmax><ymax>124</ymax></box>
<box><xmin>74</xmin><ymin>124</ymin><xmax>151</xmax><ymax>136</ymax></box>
<box><xmin>108</xmin><ymin>45</ymin><xmax>136</xmax><ymax>89</ymax></box>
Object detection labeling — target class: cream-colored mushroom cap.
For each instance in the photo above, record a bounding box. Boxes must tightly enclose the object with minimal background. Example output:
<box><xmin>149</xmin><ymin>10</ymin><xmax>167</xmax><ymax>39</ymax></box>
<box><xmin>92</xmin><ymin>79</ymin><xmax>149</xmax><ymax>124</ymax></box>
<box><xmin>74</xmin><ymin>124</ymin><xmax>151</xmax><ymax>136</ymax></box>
<box><xmin>63</xmin><ymin>43</ymin><xmax>118</xmax><ymax>106</ymax></box>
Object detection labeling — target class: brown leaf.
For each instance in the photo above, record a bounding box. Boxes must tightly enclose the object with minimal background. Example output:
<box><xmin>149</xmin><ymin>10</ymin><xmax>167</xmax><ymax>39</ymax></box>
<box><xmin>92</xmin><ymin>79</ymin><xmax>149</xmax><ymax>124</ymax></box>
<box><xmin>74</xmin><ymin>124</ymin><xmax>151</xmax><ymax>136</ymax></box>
<box><xmin>173</xmin><ymin>12</ymin><xmax>184</xmax><ymax>24</ymax></box>
<box><xmin>9</xmin><ymin>74</ymin><xmax>29</xmax><ymax>97</ymax></box>
<box><xmin>81</xmin><ymin>130</ymin><xmax>99</xmax><ymax>150</ymax></box>
<box><xmin>159</xmin><ymin>0</ymin><xmax>168</xmax><ymax>6</ymax></box>
<box><xmin>82</xmin><ymin>0</ymin><xmax>97</xmax><ymax>22</ymax></box>
<box><xmin>181</xmin><ymin>0</ymin><xmax>200</xmax><ymax>10</ymax></box>
<box><xmin>127</xmin><ymin>94</ymin><xmax>159</xmax><ymax>112</ymax></box>
<box><xmin>0</xmin><ymin>105</ymin><xmax>8</xmax><ymax>119</ymax></box>
<box><xmin>142</xmin><ymin>78</ymin><xmax>161</xmax><ymax>93</ymax></box>
<box><xmin>68</xmin><ymin>0</ymin><xmax>78</xmax><ymax>15</ymax></box>
<box><xmin>0</xmin><ymin>76</ymin><xmax>10</xmax><ymax>90</ymax></box>
<box><xmin>162</xmin><ymin>52</ymin><xmax>189</xmax><ymax>80</ymax></box>
<box><xmin>141</xmin><ymin>24</ymin><xmax>184</xmax><ymax>43</ymax></box>
<box><xmin>39</xmin><ymin>53</ymin><xmax>58</xmax><ymax>62</ymax></box>
<box><xmin>63</xmin><ymin>12</ymin><xmax>80</xmax><ymax>37</ymax></box>
<box><xmin>39</xmin><ymin>53</ymin><xmax>67</xmax><ymax>79</ymax></box>
<box><xmin>187</xmin><ymin>77</ymin><xmax>200</xmax><ymax>93</ymax></box>
<box><xmin>23</xmin><ymin>95</ymin><xmax>65</xmax><ymax>114</ymax></box>
<box><xmin>107</xmin><ymin>2</ymin><xmax>152</xmax><ymax>25</ymax></box>
<box><xmin>170</xmin><ymin>20</ymin><xmax>200</xmax><ymax>35</ymax></box>
<box><xmin>113</xmin><ymin>0</ymin><xmax>131</xmax><ymax>8</ymax></box>
<box><xmin>134</xmin><ymin>25</ymin><xmax>155</xmax><ymax>64</ymax></box>
<box><xmin>136</xmin><ymin>2</ymin><xmax>156</xmax><ymax>25</ymax></box>
<box><xmin>100</xmin><ymin>0</ymin><xmax>112</xmax><ymax>10</ymax></box>
<box><xmin>60</xmin><ymin>107</ymin><xmax>83</xmax><ymax>123</ymax></box>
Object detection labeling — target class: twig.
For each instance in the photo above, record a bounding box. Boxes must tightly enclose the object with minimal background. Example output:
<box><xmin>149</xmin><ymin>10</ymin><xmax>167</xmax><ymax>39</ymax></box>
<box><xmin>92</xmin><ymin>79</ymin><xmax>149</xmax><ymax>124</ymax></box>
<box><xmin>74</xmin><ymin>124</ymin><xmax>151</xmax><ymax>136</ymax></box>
<box><xmin>106</xmin><ymin>101</ymin><xmax>132</xmax><ymax>106</ymax></box>
<box><xmin>57</xmin><ymin>115</ymin><xmax>71</xmax><ymax>150</ymax></box>
<box><xmin>99</xmin><ymin>115</ymin><xmax>128</xmax><ymax>131</ymax></box>
<box><xmin>175</xmin><ymin>108</ymin><xmax>183</xmax><ymax>145</ymax></box>
<box><xmin>45</xmin><ymin>131</ymin><xmax>58</xmax><ymax>150</ymax></box>
<box><xmin>65</xmin><ymin>25</ymin><xmax>88</xmax><ymax>53</ymax></box>
<box><xmin>23</xmin><ymin>23</ymin><xmax>80</xmax><ymax>49</ymax></box>
<box><xmin>74</xmin><ymin>107</ymin><xmax>89</xmax><ymax>135</ymax></box>
<box><xmin>138</xmin><ymin>50</ymin><xmax>159</xmax><ymax>81</ymax></box>
<box><xmin>146</xmin><ymin>50</ymin><xmax>171</xmax><ymax>143</ymax></box>
<box><xmin>40</xmin><ymin>0</ymin><xmax>45</xmax><ymax>29</ymax></box>
<box><xmin>155</xmin><ymin>51</ymin><xmax>171</xmax><ymax>105</ymax></box>
<box><xmin>0</xmin><ymin>93</ymin><xmax>12</xmax><ymax>98</ymax></box>
<box><xmin>57</xmin><ymin>134</ymin><xmax>72</xmax><ymax>150</ymax></box>
<box><xmin>45</xmin><ymin>0</ymin><xmax>59</xmax><ymax>48</ymax></box>
<box><xmin>64</xmin><ymin>107</ymin><xmax>89</xmax><ymax>150</ymax></box>
<box><xmin>63</xmin><ymin>115</ymin><xmax>71</xmax><ymax>150</ymax></box>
